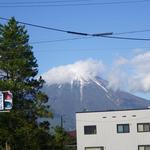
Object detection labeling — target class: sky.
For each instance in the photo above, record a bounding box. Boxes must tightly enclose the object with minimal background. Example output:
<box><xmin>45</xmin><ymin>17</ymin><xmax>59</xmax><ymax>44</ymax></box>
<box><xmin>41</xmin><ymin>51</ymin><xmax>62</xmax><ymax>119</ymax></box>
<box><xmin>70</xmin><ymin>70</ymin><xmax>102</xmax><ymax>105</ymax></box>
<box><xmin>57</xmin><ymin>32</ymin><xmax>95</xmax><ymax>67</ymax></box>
<box><xmin>1</xmin><ymin>0</ymin><xmax>150</xmax><ymax>99</ymax></box>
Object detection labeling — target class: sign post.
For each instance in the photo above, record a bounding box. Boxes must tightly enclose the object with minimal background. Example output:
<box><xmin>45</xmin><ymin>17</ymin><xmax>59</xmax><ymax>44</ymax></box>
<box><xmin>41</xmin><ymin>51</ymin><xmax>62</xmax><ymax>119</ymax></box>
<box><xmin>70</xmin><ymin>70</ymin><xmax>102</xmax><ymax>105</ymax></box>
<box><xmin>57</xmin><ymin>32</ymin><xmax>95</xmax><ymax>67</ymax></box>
<box><xmin>0</xmin><ymin>91</ymin><xmax>4</xmax><ymax>110</ymax></box>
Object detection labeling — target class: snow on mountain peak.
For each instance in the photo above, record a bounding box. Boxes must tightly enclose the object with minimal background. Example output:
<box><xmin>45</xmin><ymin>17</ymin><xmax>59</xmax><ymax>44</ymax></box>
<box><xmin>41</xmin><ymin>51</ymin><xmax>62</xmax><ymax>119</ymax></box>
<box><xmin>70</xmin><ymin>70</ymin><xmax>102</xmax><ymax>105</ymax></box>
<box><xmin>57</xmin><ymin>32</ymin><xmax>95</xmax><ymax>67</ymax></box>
<box><xmin>42</xmin><ymin>59</ymin><xmax>105</xmax><ymax>85</ymax></box>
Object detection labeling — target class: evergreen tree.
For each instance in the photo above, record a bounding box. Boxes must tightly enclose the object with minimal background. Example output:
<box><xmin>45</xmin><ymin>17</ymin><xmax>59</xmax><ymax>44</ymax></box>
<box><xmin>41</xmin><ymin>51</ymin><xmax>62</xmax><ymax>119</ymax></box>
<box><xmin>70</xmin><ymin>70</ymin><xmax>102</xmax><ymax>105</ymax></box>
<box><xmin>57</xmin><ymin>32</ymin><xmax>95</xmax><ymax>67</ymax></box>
<box><xmin>0</xmin><ymin>17</ymin><xmax>53</xmax><ymax>149</ymax></box>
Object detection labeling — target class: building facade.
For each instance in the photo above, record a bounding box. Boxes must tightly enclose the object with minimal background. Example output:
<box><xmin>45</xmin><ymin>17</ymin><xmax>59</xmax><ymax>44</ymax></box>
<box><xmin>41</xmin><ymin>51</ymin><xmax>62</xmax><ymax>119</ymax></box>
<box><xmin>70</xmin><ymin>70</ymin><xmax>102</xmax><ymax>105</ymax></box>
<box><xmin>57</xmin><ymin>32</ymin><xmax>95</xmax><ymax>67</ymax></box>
<box><xmin>76</xmin><ymin>108</ymin><xmax>150</xmax><ymax>150</ymax></box>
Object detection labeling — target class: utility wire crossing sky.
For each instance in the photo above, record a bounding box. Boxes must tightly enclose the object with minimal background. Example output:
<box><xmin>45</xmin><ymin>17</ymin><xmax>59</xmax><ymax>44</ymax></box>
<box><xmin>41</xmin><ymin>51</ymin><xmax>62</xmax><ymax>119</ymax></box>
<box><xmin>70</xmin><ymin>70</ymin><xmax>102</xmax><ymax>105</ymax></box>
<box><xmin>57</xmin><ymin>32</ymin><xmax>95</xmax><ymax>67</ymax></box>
<box><xmin>1</xmin><ymin>17</ymin><xmax>150</xmax><ymax>42</ymax></box>
<box><xmin>1</xmin><ymin>0</ymin><xmax>150</xmax><ymax>100</ymax></box>
<box><xmin>0</xmin><ymin>0</ymin><xmax>150</xmax><ymax>7</ymax></box>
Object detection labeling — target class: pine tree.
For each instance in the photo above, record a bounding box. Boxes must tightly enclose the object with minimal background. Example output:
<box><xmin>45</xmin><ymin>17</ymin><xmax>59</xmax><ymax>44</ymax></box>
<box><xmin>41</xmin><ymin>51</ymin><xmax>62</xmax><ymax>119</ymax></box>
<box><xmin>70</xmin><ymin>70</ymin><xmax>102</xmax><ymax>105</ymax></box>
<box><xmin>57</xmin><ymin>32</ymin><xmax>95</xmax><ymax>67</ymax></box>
<box><xmin>0</xmin><ymin>17</ymin><xmax>53</xmax><ymax>149</ymax></box>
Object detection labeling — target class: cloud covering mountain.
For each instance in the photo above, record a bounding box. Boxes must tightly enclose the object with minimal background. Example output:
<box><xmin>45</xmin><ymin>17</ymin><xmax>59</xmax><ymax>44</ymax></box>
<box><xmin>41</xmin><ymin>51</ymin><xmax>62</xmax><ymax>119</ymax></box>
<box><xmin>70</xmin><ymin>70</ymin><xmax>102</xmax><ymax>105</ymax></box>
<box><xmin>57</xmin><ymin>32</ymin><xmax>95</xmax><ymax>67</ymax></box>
<box><xmin>42</xmin><ymin>52</ymin><xmax>150</xmax><ymax>129</ymax></box>
<box><xmin>42</xmin><ymin>51</ymin><xmax>150</xmax><ymax>94</ymax></box>
<box><xmin>42</xmin><ymin>59</ymin><xmax>105</xmax><ymax>85</ymax></box>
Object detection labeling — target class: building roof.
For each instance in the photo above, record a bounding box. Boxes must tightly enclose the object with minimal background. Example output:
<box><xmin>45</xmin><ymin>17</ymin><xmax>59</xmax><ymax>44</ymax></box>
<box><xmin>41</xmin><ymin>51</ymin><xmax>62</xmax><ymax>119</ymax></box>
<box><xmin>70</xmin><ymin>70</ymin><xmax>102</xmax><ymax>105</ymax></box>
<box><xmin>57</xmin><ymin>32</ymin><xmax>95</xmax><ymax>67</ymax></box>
<box><xmin>67</xmin><ymin>130</ymin><xmax>76</xmax><ymax>138</ymax></box>
<box><xmin>76</xmin><ymin>107</ymin><xmax>150</xmax><ymax>114</ymax></box>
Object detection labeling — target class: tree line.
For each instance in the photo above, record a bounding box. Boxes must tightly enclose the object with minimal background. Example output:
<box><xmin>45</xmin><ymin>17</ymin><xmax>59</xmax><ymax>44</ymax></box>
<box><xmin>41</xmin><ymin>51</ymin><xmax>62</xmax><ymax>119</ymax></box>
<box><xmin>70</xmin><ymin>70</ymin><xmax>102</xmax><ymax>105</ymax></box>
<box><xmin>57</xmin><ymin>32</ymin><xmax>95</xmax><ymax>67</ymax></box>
<box><xmin>0</xmin><ymin>17</ymin><xmax>76</xmax><ymax>150</ymax></box>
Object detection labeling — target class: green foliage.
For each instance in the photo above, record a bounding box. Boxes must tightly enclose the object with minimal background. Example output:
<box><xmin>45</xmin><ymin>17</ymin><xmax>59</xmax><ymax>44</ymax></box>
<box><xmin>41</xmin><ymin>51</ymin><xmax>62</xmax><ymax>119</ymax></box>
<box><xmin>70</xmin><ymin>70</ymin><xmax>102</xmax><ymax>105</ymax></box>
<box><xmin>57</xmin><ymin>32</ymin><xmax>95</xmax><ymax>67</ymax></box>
<box><xmin>0</xmin><ymin>17</ymin><xmax>53</xmax><ymax>149</ymax></box>
<box><xmin>54</xmin><ymin>126</ymin><xmax>68</xmax><ymax>149</ymax></box>
<box><xmin>53</xmin><ymin>126</ymin><xmax>77</xmax><ymax>150</ymax></box>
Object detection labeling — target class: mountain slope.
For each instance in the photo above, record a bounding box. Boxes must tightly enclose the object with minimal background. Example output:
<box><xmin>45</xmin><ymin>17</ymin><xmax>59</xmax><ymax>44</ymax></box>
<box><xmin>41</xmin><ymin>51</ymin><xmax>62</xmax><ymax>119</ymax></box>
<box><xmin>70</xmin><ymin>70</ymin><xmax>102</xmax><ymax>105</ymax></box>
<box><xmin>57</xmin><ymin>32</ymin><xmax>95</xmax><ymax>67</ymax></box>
<box><xmin>42</xmin><ymin>60</ymin><xmax>150</xmax><ymax>129</ymax></box>
<box><xmin>43</xmin><ymin>77</ymin><xmax>150</xmax><ymax>129</ymax></box>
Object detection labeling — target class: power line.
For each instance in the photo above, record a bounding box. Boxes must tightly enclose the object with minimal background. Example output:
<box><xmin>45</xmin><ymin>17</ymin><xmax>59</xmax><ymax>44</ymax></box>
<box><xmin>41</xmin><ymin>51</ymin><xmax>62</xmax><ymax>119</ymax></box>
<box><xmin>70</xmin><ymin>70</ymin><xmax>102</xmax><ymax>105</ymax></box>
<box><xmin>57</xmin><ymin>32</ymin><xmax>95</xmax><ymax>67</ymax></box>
<box><xmin>31</xmin><ymin>29</ymin><xmax>150</xmax><ymax>44</ymax></box>
<box><xmin>114</xmin><ymin>29</ymin><xmax>150</xmax><ymax>35</ymax></box>
<box><xmin>0</xmin><ymin>0</ymin><xmax>149</xmax><ymax>7</ymax></box>
<box><xmin>33</xmin><ymin>46</ymin><xmax>150</xmax><ymax>52</ymax></box>
<box><xmin>101</xmin><ymin>35</ymin><xmax>150</xmax><ymax>41</ymax></box>
<box><xmin>30</xmin><ymin>36</ymin><xmax>150</xmax><ymax>44</ymax></box>
<box><xmin>1</xmin><ymin>16</ymin><xmax>150</xmax><ymax>37</ymax></box>
<box><xmin>0</xmin><ymin>17</ymin><xmax>150</xmax><ymax>41</ymax></box>
<box><xmin>0</xmin><ymin>17</ymin><xmax>113</xmax><ymax>37</ymax></box>
<box><xmin>30</xmin><ymin>35</ymin><xmax>150</xmax><ymax>43</ymax></box>
<box><xmin>0</xmin><ymin>0</ymin><xmax>95</xmax><ymax>5</ymax></box>
<box><xmin>28</xmin><ymin>30</ymin><xmax>150</xmax><ymax>43</ymax></box>
<box><xmin>0</xmin><ymin>17</ymin><xmax>69</xmax><ymax>33</ymax></box>
<box><xmin>30</xmin><ymin>37</ymin><xmax>92</xmax><ymax>44</ymax></box>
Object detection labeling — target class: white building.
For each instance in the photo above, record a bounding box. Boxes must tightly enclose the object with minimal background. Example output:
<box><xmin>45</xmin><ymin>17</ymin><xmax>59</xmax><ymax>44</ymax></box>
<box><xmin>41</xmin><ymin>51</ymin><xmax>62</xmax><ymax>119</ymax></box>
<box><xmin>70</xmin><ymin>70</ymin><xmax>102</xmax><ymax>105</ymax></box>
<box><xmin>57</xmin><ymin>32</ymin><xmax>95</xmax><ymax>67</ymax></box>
<box><xmin>76</xmin><ymin>108</ymin><xmax>150</xmax><ymax>150</ymax></box>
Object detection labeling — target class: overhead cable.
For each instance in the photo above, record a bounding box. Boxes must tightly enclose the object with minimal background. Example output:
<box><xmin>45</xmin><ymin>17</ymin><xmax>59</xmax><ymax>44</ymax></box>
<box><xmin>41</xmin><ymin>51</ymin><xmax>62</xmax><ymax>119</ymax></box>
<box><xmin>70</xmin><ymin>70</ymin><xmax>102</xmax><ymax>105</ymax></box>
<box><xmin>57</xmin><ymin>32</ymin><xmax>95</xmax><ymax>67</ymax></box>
<box><xmin>30</xmin><ymin>37</ymin><xmax>92</xmax><ymax>44</ymax></box>
<box><xmin>0</xmin><ymin>0</ymin><xmax>95</xmax><ymax>5</ymax></box>
<box><xmin>0</xmin><ymin>17</ymin><xmax>113</xmax><ymax>36</ymax></box>
<box><xmin>0</xmin><ymin>17</ymin><xmax>150</xmax><ymax>41</ymax></box>
<box><xmin>0</xmin><ymin>17</ymin><xmax>69</xmax><ymax>33</ymax></box>
<box><xmin>114</xmin><ymin>29</ymin><xmax>150</xmax><ymax>35</ymax></box>
<box><xmin>101</xmin><ymin>35</ymin><xmax>150</xmax><ymax>41</ymax></box>
<box><xmin>0</xmin><ymin>0</ymin><xmax>149</xmax><ymax>7</ymax></box>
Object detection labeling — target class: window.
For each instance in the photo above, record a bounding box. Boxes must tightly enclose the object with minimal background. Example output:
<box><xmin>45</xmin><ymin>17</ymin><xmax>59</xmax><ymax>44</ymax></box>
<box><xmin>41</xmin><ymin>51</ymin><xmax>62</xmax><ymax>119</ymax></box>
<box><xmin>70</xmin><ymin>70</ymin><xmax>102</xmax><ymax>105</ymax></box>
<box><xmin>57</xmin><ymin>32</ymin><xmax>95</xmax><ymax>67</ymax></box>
<box><xmin>138</xmin><ymin>145</ymin><xmax>150</xmax><ymax>150</ymax></box>
<box><xmin>117</xmin><ymin>124</ymin><xmax>130</xmax><ymax>133</ymax></box>
<box><xmin>102</xmin><ymin>117</ymin><xmax>107</xmax><ymax>118</ymax></box>
<box><xmin>137</xmin><ymin>123</ymin><xmax>150</xmax><ymax>132</ymax></box>
<box><xmin>84</xmin><ymin>125</ymin><xmax>97</xmax><ymax>135</ymax></box>
<box><xmin>122</xmin><ymin>115</ymin><xmax>127</xmax><ymax>117</ymax></box>
<box><xmin>85</xmin><ymin>147</ymin><xmax>104</xmax><ymax>150</ymax></box>
<box><xmin>112</xmin><ymin>116</ymin><xmax>116</xmax><ymax>118</ymax></box>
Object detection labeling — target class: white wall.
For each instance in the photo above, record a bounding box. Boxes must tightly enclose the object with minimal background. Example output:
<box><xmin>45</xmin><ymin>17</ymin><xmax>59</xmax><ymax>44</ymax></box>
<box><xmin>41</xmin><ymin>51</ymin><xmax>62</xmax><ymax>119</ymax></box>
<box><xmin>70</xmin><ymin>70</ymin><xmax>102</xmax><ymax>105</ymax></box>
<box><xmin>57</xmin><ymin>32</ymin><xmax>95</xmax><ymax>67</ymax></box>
<box><xmin>76</xmin><ymin>109</ymin><xmax>150</xmax><ymax>150</ymax></box>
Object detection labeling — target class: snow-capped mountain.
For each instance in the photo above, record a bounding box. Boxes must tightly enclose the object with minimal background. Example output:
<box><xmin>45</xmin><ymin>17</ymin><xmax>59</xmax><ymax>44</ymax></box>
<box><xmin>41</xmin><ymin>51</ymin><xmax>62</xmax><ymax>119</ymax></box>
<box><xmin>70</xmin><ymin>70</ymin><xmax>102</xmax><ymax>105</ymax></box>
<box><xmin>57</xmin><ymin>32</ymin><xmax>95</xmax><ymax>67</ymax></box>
<box><xmin>42</xmin><ymin>60</ymin><xmax>150</xmax><ymax>129</ymax></box>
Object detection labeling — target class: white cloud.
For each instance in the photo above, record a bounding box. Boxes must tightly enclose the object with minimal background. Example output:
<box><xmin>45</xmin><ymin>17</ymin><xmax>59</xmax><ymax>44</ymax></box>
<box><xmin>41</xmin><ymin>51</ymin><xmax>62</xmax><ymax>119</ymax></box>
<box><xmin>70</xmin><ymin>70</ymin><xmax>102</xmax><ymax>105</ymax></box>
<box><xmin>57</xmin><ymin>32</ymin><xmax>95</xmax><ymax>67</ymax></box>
<box><xmin>129</xmin><ymin>51</ymin><xmax>150</xmax><ymax>92</ymax></box>
<box><xmin>108</xmin><ymin>51</ymin><xmax>150</xmax><ymax>92</ymax></box>
<box><xmin>107</xmin><ymin>57</ymin><xmax>129</xmax><ymax>91</ymax></box>
<box><xmin>42</xmin><ymin>59</ymin><xmax>105</xmax><ymax>85</ymax></box>
<box><xmin>42</xmin><ymin>51</ymin><xmax>150</xmax><ymax>93</ymax></box>
<box><xmin>114</xmin><ymin>57</ymin><xmax>128</xmax><ymax>66</ymax></box>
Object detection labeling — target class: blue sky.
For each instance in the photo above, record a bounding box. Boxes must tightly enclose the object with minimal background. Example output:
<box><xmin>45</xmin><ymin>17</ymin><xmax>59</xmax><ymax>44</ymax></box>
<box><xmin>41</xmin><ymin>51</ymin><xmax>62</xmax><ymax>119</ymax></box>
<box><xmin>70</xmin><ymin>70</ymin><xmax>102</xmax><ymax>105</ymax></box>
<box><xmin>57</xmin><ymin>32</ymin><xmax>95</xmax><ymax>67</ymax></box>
<box><xmin>1</xmin><ymin>0</ymin><xmax>150</xmax><ymax>99</ymax></box>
